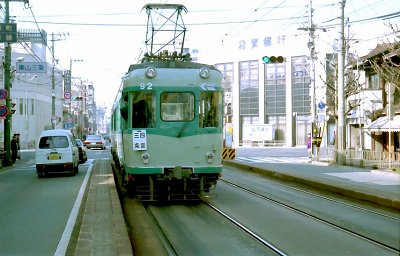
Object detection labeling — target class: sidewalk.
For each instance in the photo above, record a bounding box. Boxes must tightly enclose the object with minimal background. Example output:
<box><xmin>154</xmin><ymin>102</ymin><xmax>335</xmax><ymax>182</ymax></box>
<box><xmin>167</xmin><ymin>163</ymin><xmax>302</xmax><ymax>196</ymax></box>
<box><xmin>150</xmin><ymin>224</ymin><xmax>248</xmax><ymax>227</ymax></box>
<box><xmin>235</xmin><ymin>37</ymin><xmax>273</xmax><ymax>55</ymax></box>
<box><xmin>222</xmin><ymin>147</ymin><xmax>400</xmax><ymax>210</ymax></box>
<box><xmin>73</xmin><ymin>158</ymin><xmax>133</xmax><ymax>256</ymax></box>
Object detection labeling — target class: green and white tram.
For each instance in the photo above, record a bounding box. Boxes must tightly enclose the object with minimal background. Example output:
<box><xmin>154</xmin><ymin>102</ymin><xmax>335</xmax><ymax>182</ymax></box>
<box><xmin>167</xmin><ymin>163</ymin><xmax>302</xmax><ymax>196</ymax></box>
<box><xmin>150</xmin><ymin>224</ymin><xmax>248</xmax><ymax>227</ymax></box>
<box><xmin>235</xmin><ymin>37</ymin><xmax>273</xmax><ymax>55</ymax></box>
<box><xmin>111</xmin><ymin>52</ymin><xmax>224</xmax><ymax>201</ymax></box>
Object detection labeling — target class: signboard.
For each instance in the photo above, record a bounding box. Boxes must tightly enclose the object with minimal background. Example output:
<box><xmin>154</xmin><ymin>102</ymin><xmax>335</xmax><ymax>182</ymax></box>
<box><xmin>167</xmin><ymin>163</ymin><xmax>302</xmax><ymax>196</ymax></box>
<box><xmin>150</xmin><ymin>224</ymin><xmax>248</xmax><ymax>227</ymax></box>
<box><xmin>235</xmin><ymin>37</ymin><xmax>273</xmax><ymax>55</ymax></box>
<box><xmin>224</xmin><ymin>92</ymin><xmax>232</xmax><ymax>104</ymax></box>
<box><xmin>0</xmin><ymin>23</ymin><xmax>17</xmax><ymax>43</ymax></box>
<box><xmin>225</xmin><ymin>123</ymin><xmax>233</xmax><ymax>148</ymax></box>
<box><xmin>16</xmin><ymin>62</ymin><xmax>47</xmax><ymax>73</ymax></box>
<box><xmin>242</xmin><ymin>124</ymin><xmax>274</xmax><ymax>141</ymax></box>
<box><xmin>64</xmin><ymin>70</ymin><xmax>71</xmax><ymax>91</ymax></box>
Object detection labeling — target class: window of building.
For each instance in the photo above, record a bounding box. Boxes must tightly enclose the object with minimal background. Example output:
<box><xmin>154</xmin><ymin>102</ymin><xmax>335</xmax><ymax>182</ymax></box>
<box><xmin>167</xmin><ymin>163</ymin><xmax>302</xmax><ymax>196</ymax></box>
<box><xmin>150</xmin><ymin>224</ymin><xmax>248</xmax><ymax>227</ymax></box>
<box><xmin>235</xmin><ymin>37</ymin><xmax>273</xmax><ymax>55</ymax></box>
<box><xmin>264</xmin><ymin>63</ymin><xmax>286</xmax><ymax>115</ymax></box>
<box><xmin>239</xmin><ymin>60</ymin><xmax>259</xmax><ymax>115</ymax></box>
<box><xmin>18</xmin><ymin>98</ymin><xmax>23</xmax><ymax>115</ymax></box>
<box><xmin>30</xmin><ymin>99</ymin><xmax>35</xmax><ymax>115</ymax></box>
<box><xmin>368</xmin><ymin>73</ymin><xmax>380</xmax><ymax>89</ymax></box>
<box><xmin>291</xmin><ymin>56</ymin><xmax>311</xmax><ymax>114</ymax></box>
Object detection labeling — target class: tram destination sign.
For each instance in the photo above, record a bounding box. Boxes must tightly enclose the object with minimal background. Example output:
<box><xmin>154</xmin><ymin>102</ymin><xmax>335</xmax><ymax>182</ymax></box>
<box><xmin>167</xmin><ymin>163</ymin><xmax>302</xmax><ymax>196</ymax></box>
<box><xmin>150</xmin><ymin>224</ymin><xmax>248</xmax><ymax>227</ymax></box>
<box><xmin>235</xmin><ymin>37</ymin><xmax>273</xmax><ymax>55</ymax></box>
<box><xmin>16</xmin><ymin>62</ymin><xmax>47</xmax><ymax>73</ymax></box>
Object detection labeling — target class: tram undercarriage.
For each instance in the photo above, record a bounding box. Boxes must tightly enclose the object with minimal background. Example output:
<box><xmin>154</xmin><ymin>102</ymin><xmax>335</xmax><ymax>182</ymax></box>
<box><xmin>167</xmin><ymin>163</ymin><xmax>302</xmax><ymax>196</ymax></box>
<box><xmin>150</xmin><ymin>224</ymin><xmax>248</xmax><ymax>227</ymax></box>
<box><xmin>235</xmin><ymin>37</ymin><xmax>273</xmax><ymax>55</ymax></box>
<box><xmin>124</xmin><ymin>168</ymin><xmax>219</xmax><ymax>201</ymax></box>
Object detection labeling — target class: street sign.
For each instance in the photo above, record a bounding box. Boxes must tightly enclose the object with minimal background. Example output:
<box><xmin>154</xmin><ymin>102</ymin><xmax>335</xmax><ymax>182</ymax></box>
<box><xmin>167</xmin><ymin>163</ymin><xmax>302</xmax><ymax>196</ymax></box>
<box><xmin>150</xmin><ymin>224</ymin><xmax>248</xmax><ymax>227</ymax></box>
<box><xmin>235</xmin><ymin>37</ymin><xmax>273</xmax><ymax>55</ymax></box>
<box><xmin>64</xmin><ymin>70</ymin><xmax>71</xmax><ymax>91</ymax></box>
<box><xmin>16</xmin><ymin>62</ymin><xmax>47</xmax><ymax>73</ymax></box>
<box><xmin>51</xmin><ymin>115</ymin><xmax>57</xmax><ymax>123</ymax></box>
<box><xmin>0</xmin><ymin>105</ymin><xmax>9</xmax><ymax>117</ymax></box>
<box><xmin>0</xmin><ymin>23</ymin><xmax>17</xmax><ymax>43</ymax></box>
<box><xmin>64</xmin><ymin>91</ymin><xmax>71</xmax><ymax>99</ymax></box>
<box><xmin>64</xmin><ymin>122</ymin><xmax>74</xmax><ymax>129</ymax></box>
<box><xmin>0</xmin><ymin>89</ymin><xmax>8</xmax><ymax>100</ymax></box>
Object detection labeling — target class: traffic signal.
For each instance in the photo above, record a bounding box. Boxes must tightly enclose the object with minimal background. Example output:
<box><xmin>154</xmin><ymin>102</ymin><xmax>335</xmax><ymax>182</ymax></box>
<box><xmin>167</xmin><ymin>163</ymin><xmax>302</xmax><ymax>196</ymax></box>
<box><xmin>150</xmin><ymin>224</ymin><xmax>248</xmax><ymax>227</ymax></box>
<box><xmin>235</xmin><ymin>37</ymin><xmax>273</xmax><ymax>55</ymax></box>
<box><xmin>262</xmin><ymin>56</ymin><xmax>285</xmax><ymax>64</ymax></box>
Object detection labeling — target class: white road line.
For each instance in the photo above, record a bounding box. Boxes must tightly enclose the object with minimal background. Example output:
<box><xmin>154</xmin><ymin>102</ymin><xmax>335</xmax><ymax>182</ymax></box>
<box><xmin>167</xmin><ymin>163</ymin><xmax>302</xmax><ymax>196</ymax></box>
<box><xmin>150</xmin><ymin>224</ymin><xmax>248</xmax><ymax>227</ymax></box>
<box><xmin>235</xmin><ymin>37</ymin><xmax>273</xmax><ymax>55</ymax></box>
<box><xmin>235</xmin><ymin>156</ymin><xmax>309</xmax><ymax>164</ymax></box>
<box><xmin>54</xmin><ymin>162</ymin><xmax>93</xmax><ymax>256</ymax></box>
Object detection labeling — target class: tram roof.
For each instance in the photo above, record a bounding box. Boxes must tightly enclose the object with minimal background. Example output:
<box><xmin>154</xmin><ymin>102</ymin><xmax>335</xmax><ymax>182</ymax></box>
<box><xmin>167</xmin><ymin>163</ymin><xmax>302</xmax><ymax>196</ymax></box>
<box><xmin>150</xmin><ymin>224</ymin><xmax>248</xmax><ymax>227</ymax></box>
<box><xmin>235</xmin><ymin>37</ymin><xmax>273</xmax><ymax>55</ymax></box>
<box><xmin>127</xmin><ymin>59</ymin><xmax>217</xmax><ymax>73</ymax></box>
<box><xmin>142</xmin><ymin>4</ymin><xmax>188</xmax><ymax>13</ymax></box>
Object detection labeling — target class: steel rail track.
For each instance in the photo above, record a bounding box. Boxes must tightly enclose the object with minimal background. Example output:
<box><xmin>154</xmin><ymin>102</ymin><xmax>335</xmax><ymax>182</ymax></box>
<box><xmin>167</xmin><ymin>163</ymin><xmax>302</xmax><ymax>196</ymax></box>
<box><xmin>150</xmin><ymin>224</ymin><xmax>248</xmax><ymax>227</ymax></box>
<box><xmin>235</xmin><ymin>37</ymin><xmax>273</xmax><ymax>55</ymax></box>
<box><xmin>144</xmin><ymin>204</ymin><xmax>179</xmax><ymax>256</ymax></box>
<box><xmin>223</xmin><ymin>170</ymin><xmax>400</xmax><ymax>221</ymax></box>
<box><xmin>221</xmin><ymin>179</ymin><xmax>400</xmax><ymax>254</ymax></box>
<box><xmin>203</xmin><ymin>200</ymin><xmax>288</xmax><ymax>256</ymax></box>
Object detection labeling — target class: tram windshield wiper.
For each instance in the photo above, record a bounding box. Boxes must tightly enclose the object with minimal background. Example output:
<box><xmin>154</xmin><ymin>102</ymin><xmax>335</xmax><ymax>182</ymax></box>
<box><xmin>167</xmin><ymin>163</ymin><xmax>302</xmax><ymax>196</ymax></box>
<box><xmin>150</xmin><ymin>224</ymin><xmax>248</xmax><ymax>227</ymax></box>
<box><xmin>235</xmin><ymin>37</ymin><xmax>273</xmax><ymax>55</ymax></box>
<box><xmin>177</xmin><ymin>122</ymin><xmax>190</xmax><ymax>137</ymax></box>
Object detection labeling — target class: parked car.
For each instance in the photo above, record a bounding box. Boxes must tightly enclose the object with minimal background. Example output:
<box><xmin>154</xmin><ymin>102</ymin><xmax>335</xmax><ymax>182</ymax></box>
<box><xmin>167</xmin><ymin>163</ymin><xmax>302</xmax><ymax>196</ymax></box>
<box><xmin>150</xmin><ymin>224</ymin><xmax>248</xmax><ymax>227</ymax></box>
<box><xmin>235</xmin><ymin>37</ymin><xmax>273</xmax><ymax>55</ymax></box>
<box><xmin>35</xmin><ymin>129</ymin><xmax>79</xmax><ymax>177</ymax></box>
<box><xmin>83</xmin><ymin>134</ymin><xmax>106</xmax><ymax>150</ymax></box>
<box><xmin>75</xmin><ymin>139</ymin><xmax>88</xmax><ymax>163</ymax></box>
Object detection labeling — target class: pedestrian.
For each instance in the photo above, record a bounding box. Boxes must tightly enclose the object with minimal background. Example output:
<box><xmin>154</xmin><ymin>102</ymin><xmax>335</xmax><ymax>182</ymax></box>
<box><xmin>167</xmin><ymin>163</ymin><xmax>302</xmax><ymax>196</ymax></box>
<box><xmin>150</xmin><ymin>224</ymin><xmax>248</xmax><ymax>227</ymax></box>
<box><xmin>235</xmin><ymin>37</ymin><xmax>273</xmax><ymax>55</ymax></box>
<box><xmin>15</xmin><ymin>133</ymin><xmax>21</xmax><ymax>159</ymax></box>
<box><xmin>332</xmin><ymin>131</ymin><xmax>336</xmax><ymax>146</ymax></box>
<box><xmin>307</xmin><ymin>133</ymin><xmax>312</xmax><ymax>158</ymax></box>
<box><xmin>11</xmin><ymin>135</ymin><xmax>18</xmax><ymax>164</ymax></box>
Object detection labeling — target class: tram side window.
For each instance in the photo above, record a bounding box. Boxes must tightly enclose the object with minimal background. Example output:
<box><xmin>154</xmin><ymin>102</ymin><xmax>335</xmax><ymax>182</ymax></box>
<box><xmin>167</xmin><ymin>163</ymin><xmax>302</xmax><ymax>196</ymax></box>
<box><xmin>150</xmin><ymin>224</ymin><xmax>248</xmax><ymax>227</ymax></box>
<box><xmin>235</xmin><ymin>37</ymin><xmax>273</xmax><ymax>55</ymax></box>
<box><xmin>200</xmin><ymin>91</ymin><xmax>222</xmax><ymax>128</ymax></box>
<box><xmin>132</xmin><ymin>92</ymin><xmax>155</xmax><ymax>128</ymax></box>
<box><xmin>160</xmin><ymin>92</ymin><xmax>194</xmax><ymax>121</ymax></box>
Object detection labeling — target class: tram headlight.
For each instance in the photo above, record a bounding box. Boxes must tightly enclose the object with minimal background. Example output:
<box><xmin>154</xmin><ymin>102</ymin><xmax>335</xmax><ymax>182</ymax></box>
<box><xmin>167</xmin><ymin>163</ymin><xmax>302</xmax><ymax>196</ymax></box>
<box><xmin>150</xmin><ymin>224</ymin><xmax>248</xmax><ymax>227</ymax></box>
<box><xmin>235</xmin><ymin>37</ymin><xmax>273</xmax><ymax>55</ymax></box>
<box><xmin>145</xmin><ymin>66</ymin><xmax>157</xmax><ymax>78</ymax></box>
<box><xmin>142</xmin><ymin>153</ymin><xmax>150</xmax><ymax>164</ymax></box>
<box><xmin>206</xmin><ymin>152</ymin><xmax>214</xmax><ymax>163</ymax></box>
<box><xmin>199</xmin><ymin>67</ymin><xmax>210</xmax><ymax>79</ymax></box>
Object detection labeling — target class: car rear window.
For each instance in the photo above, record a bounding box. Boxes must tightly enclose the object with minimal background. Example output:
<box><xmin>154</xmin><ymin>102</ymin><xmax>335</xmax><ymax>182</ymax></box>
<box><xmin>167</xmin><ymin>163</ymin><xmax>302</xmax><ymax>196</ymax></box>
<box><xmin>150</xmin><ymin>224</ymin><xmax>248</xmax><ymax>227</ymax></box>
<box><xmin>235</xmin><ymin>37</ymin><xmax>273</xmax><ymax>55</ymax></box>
<box><xmin>39</xmin><ymin>136</ymin><xmax>69</xmax><ymax>149</ymax></box>
<box><xmin>86</xmin><ymin>135</ymin><xmax>101</xmax><ymax>140</ymax></box>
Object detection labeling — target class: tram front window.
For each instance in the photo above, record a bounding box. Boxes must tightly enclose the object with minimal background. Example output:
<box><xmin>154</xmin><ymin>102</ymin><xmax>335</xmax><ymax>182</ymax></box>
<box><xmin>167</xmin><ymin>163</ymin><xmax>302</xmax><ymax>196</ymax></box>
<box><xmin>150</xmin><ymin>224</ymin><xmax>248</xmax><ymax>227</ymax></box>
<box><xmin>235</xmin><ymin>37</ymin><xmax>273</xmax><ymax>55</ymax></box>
<box><xmin>161</xmin><ymin>92</ymin><xmax>194</xmax><ymax>121</ymax></box>
<box><xmin>132</xmin><ymin>92</ymin><xmax>155</xmax><ymax>128</ymax></box>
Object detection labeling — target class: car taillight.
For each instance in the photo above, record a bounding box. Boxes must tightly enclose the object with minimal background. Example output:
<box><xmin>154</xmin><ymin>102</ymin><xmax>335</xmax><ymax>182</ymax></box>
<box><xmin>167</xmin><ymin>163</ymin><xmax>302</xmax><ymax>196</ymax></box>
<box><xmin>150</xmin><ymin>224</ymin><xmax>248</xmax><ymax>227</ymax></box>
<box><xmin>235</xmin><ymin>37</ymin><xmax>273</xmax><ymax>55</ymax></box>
<box><xmin>96</xmin><ymin>142</ymin><xmax>103</xmax><ymax>144</ymax></box>
<box><xmin>83</xmin><ymin>141</ymin><xmax>90</xmax><ymax>144</ymax></box>
<box><xmin>64</xmin><ymin>162</ymin><xmax>73</xmax><ymax>169</ymax></box>
<box><xmin>36</xmin><ymin>164</ymin><xmax>45</xmax><ymax>171</ymax></box>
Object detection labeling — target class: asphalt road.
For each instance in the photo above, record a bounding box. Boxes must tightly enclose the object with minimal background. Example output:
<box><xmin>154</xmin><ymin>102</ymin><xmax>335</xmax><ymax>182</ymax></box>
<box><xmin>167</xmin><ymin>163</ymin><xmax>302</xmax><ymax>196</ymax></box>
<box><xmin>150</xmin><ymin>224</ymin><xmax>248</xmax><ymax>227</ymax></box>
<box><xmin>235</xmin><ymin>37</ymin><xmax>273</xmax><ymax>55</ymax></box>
<box><xmin>0</xmin><ymin>149</ymin><xmax>108</xmax><ymax>256</ymax></box>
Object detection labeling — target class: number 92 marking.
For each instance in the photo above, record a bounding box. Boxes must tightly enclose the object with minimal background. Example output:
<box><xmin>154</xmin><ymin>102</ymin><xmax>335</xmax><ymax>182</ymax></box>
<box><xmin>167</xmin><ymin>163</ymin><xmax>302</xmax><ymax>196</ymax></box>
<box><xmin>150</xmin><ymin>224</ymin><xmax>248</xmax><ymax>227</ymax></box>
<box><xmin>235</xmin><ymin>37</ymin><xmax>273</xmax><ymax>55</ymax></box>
<box><xmin>140</xmin><ymin>83</ymin><xmax>153</xmax><ymax>90</ymax></box>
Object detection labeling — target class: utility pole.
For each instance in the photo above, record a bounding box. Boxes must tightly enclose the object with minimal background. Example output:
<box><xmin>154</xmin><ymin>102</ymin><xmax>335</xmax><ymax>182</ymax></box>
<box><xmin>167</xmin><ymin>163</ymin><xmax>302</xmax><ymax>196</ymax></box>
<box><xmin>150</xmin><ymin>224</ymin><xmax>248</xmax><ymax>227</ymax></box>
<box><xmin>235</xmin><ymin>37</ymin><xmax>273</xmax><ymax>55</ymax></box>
<box><xmin>49</xmin><ymin>32</ymin><xmax>68</xmax><ymax>129</ymax></box>
<box><xmin>298</xmin><ymin>0</ymin><xmax>320</xmax><ymax>161</ymax></box>
<box><xmin>3</xmin><ymin>0</ymin><xmax>12</xmax><ymax>166</ymax></box>
<box><xmin>309</xmin><ymin>0</ymin><xmax>317</xmax><ymax>161</ymax></box>
<box><xmin>337</xmin><ymin>1</ymin><xmax>347</xmax><ymax>164</ymax></box>
<box><xmin>51</xmin><ymin>33</ymin><xmax>56</xmax><ymax>129</ymax></box>
<box><xmin>2</xmin><ymin>0</ymin><xmax>26</xmax><ymax>166</ymax></box>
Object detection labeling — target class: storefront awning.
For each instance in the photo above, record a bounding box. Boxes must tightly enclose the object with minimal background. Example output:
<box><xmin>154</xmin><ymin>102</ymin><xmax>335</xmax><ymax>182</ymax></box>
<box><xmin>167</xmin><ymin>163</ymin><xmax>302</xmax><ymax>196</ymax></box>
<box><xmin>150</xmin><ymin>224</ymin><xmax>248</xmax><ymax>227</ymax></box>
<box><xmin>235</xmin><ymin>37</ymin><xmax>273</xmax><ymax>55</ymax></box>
<box><xmin>364</xmin><ymin>115</ymin><xmax>400</xmax><ymax>132</ymax></box>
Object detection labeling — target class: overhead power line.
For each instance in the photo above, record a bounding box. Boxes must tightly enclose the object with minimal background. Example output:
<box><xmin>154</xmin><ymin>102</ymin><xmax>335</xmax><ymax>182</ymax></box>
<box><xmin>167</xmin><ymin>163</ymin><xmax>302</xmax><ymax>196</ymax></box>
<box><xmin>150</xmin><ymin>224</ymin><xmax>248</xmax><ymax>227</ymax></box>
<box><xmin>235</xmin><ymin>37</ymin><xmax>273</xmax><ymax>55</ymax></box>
<box><xmin>16</xmin><ymin>15</ymin><xmax>307</xmax><ymax>27</ymax></box>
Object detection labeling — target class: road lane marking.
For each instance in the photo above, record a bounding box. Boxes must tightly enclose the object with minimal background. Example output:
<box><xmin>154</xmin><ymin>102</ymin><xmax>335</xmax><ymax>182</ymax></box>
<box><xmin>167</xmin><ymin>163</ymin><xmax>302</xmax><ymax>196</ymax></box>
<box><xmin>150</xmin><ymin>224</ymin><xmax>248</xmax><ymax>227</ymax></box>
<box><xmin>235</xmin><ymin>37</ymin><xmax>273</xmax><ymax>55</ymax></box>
<box><xmin>54</xmin><ymin>162</ymin><xmax>93</xmax><ymax>255</ymax></box>
<box><xmin>235</xmin><ymin>156</ymin><xmax>309</xmax><ymax>164</ymax></box>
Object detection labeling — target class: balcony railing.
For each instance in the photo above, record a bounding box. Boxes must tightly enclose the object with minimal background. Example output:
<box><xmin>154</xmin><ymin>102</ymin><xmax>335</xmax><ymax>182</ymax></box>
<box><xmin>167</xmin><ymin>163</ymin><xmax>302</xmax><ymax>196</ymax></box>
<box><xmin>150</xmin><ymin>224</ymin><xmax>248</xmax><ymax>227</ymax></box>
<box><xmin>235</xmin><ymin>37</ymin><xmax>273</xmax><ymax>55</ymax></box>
<box><xmin>346</xmin><ymin>149</ymin><xmax>400</xmax><ymax>169</ymax></box>
<box><xmin>318</xmin><ymin>147</ymin><xmax>400</xmax><ymax>170</ymax></box>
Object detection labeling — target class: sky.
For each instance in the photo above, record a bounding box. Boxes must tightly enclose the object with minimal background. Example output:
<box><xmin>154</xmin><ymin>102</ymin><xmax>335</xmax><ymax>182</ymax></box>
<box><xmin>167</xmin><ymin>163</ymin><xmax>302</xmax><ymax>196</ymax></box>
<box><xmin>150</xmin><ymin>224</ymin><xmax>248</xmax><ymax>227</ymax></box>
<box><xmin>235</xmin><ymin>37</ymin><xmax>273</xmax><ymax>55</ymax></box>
<box><xmin>6</xmin><ymin>0</ymin><xmax>400</xmax><ymax>111</ymax></box>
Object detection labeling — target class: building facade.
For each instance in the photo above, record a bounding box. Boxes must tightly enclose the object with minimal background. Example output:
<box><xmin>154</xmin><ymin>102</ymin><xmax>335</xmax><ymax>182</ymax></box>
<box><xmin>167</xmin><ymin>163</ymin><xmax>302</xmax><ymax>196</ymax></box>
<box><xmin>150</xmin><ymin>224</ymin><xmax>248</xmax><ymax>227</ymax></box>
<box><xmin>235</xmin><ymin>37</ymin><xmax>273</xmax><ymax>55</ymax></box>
<box><xmin>0</xmin><ymin>30</ymin><xmax>100</xmax><ymax>149</ymax></box>
<box><xmin>215</xmin><ymin>55</ymin><xmax>315</xmax><ymax>148</ymax></box>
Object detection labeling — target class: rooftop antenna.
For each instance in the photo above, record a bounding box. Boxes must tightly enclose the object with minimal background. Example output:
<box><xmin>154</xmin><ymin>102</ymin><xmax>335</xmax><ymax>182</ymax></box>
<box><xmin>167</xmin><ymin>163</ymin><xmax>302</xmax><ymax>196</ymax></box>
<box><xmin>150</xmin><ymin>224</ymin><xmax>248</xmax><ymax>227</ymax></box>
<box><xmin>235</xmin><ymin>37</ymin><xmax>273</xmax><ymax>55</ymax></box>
<box><xmin>142</xmin><ymin>4</ymin><xmax>188</xmax><ymax>57</ymax></box>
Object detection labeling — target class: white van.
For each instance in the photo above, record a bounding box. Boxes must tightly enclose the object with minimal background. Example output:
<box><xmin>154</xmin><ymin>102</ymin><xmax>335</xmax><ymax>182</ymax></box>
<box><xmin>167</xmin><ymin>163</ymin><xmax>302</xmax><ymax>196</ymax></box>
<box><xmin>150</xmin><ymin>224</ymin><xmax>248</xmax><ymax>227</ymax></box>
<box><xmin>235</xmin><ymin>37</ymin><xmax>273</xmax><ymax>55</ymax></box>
<box><xmin>35</xmin><ymin>129</ymin><xmax>79</xmax><ymax>178</ymax></box>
